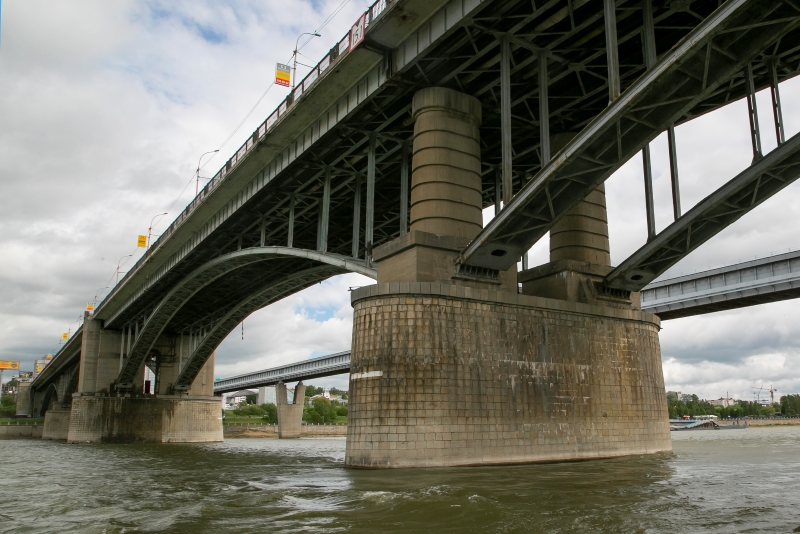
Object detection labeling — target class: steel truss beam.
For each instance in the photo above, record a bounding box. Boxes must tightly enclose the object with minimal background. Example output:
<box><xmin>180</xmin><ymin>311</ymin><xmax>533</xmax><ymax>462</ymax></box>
<box><xmin>605</xmin><ymin>130</ymin><xmax>800</xmax><ymax>292</ymax></box>
<box><xmin>115</xmin><ymin>247</ymin><xmax>374</xmax><ymax>390</ymax></box>
<box><xmin>173</xmin><ymin>265</ymin><xmax>344</xmax><ymax>391</ymax></box>
<box><xmin>460</xmin><ymin>0</ymin><xmax>800</xmax><ymax>270</ymax></box>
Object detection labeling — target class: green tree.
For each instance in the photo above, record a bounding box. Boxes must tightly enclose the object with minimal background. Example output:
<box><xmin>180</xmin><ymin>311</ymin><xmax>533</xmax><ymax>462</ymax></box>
<box><xmin>303</xmin><ymin>406</ymin><xmax>323</xmax><ymax>423</ymax></box>
<box><xmin>305</xmin><ymin>385</ymin><xmax>322</xmax><ymax>397</ymax></box>
<box><xmin>233</xmin><ymin>404</ymin><xmax>266</xmax><ymax>417</ymax></box>
<box><xmin>0</xmin><ymin>395</ymin><xmax>15</xmax><ymax>418</ymax></box>
<box><xmin>260</xmin><ymin>403</ymin><xmax>277</xmax><ymax>424</ymax></box>
<box><xmin>780</xmin><ymin>394</ymin><xmax>800</xmax><ymax>416</ymax></box>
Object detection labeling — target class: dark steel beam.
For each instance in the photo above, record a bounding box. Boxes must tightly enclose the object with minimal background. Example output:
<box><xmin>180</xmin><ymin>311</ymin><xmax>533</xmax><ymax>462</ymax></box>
<box><xmin>605</xmin><ymin>130</ymin><xmax>800</xmax><ymax>292</ymax></box>
<box><xmin>604</xmin><ymin>0</ymin><xmax>621</xmax><ymax>103</ymax></box>
<box><xmin>745</xmin><ymin>62</ymin><xmax>764</xmax><ymax>161</ymax></box>
<box><xmin>539</xmin><ymin>52</ymin><xmax>550</xmax><ymax>164</ymax></box>
<box><xmin>500</xmin><ymin>35</ymin><xmax>513</xmax><ymax>204</ymax></box>
<box><xmin>460</xmin><ymin>0</ymin><xmax>800</xmax><ymax>271</ymax></box>
<box><xmin>768</xmin><ymin>57</ymin><xmax>786</xmax><ymax>145</ymax></box>
<box><xmin>352</xmin><ymin>174</ymin><xmax>362</xmax><ymax>258</ymax></box>
<box><xmin>366</xmin><ymin>132</ymin><xmax>376</xmax><ymax>262</ymax></box>
<box><xmin>667</xmin><ymin>125</ymin><xmax>682</xmax><ymax>220</ymax></box>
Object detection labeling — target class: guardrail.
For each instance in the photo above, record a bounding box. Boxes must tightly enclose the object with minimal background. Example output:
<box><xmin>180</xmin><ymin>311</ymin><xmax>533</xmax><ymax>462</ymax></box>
<box><xmin>110</xmin><ymin>0</ymin><xmax>394</xmax><ymax>299</ymax></box>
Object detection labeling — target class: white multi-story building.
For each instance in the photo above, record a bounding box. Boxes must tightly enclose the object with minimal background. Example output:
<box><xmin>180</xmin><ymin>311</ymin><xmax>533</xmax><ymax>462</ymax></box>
<box><xmin>708</xmin><ymin>397</ymin><xmax>735</xmax><ymax>408</ymax></box>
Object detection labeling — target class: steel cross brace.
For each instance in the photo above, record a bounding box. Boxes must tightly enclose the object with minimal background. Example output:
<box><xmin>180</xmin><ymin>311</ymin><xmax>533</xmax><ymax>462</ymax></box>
<box><xmin>605</xmin><ymin>130</ymin><xmax>800</xmax><ymax>292</ymax></box>
<box><xmin>114</xmin><ymin>248</ymin><xmax>375</xmax><ymax>390</ymax></box>
<box><xmin>460</xmin><ymin>0</ymin><xmax>800</xmax><ymax>271</ymax></box>
<box><xmin>173</xmin><ymin>265</ymin><xmax>344</xmax><ymax>391</ymax></box>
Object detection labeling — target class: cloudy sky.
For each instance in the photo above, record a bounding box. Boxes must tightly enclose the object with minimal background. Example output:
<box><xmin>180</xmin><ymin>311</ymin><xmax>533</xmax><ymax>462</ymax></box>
<box><xmin>1</xmin><ymin>1</ymin><xmax>799</xmax><ymax>401</ymax></box>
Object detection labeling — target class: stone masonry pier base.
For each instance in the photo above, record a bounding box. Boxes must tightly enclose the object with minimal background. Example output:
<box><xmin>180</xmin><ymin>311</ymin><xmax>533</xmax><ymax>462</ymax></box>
<box><xmin>67</xmin><ymin>395</ymin><xmax>223</xmax><ymax>443</ymax></box>
<box><xmin>42</xmin><ymin>407</ymin><xmax>71</xmax><ymax>440</ymax></box>
<box><xmin>345</xmin><ymin>283</ymin><xmax>672</xmax><ymax>468</ymax></box>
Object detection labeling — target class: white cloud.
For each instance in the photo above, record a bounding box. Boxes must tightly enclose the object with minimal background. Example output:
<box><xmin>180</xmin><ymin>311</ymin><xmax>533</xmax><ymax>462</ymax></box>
<box><xmin>1</xmin><ymin>1</ymin><xmax>800</xmax><ymax>400</ymax></box>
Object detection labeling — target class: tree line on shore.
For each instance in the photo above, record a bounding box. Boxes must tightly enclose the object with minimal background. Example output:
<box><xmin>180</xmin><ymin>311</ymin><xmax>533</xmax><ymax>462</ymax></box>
<box><xmin>225</xmin><ymin>384</ymin><xmax>348</xmax><ymax>424</ymax></box>
<box><xmin>667</xmin><ymin>392</ymin><xmax>800</xmax><ymax>419</ymax></box>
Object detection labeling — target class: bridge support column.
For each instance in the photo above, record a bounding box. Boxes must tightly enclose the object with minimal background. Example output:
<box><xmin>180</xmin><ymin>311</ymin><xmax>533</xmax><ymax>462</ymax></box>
<box><xmin>66</xmin><ymin>316</ymin><xmax>222</xmax><ymax>443</ymax></box>
<box><xmin>276</xmin><ymin>382</ymin><xmax>305</xmax><ymax>438</ymax></box>
<box><xmin>345</xmin><ymin>87</ymin><xmax>670</xmax><ymax>468</ymax></box>
<box><xmin>42</xmin><ymin>406</ymin><xmax>71</xmax><ymax>440</ymax></box>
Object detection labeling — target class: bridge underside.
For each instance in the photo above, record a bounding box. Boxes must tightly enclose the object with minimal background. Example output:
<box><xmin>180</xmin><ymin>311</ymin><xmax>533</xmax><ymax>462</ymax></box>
<box><xmin>32</xmin><ymin>0</ymin><xmax>800</xmax><ymax>449</ymax></box>
<box><xmin>98</xmin><ymin>0</ymin><xmax>800</xmax><ymax>343</ymax></box>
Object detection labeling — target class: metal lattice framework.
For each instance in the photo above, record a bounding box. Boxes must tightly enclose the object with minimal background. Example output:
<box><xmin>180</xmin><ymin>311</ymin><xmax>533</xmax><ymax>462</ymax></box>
<box><xmin>173</xmin><ymin>265</ymin><xmax>346</xmax><ymax>389</ymax></box>
<box><xmin>607</xmin><ymin>131</ymin><xmax>800</xmax><ymax>291</ymax></box>
<box><xmin>461</xmin><ymin>0</ymin><xmax>800</xmax><ymax>269</ymax></box>
<box><xmin>42</xmin><ymin>0</ymin><xmax>800</xmax><ymax>394</ymax></box>
<box><xmin>114</xmin><ymin>248</ymin><xmax>374</xmax><ymax>389</ymax></box>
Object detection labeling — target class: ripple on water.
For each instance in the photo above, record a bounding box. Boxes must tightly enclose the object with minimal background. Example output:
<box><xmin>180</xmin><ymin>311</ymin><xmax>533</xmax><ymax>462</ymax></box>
<box><xmin>1</xmin><ymin>428</ymin><xmax>800</xmax><ymax>533</ymax></box>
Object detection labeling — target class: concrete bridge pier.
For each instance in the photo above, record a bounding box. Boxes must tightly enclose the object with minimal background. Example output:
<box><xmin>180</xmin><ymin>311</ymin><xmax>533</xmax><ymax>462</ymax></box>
<box><xmin>345</xmin><ymin>87</ymin><xmax>671</xmax><ymax>468</ymax></box>
<box><xmin>64</xmin><ymin>313</ymin><xmax>222</xmax><ymax>443</ymax></box>
<box><xmin>276</xmin><ymin>382</ymin><xmax>305</xmax><ymax>438</ymax></box>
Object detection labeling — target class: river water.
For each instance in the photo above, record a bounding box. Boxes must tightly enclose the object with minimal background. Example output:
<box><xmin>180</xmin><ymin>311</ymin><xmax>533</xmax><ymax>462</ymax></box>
<box><xmin>1</xmin><ymin>426</ymin><xmax>799</xmax><ymax>533</ymax></box>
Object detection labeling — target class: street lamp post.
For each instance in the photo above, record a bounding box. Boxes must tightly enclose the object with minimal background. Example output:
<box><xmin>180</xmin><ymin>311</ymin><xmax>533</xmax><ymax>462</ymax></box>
<box><xmin>196</xmin><ymin>150</ymin><xmax>220</xmax><ymax>195</ymax></box>
<box><xmin>147</xmin><ymin>213</ymin><xmax>169</xmax><ymax>249</ymax></box>
<box><xmin>116</xmin><ymin>254</ymin><xmax>133</xmax><ymax>284</ymax></box>
<box><xmin>92</xmin><ymin>286</ymin><xmax>109</xmax><ymax>308</ymax></box>
<box><xmin>292</xmin><ymin>32</ymin><xmax>322</xmax><ymax>91</ymax></box>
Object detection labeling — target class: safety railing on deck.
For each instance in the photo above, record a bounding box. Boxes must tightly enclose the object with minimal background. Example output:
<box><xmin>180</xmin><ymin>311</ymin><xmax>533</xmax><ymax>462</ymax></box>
<box><xmin>108</xmin><ymin>0</ymin><xmax>393</xmax><ymax>300</ymax></box>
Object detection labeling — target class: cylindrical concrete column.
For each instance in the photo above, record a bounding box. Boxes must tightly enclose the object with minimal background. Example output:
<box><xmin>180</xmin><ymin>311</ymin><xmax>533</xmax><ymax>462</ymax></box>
<box><xmin>549</xmin><ymin>185</ymin><xmax>611</xmax><ymax>266</ymax></box>
<box><xmin>548</xmin><ymin>132</ymin><xmax>611</xmax><ymax>266</ymax></box>
<box><xmin>410</xmin><ymin>87</ymin><xmax>483</xmax><ymax>240</ymax></box>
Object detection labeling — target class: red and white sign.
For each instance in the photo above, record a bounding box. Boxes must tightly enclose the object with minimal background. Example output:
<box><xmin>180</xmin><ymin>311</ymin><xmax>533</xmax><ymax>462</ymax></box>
<box><xmin>349</xmin><ymin>13</ymin><xmax>366</xmax><ymax>52</ymax></box>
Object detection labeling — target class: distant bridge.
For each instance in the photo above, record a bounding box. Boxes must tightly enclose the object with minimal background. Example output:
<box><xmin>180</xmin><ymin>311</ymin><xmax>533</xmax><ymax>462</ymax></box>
<box><xmin>213</xmin><ymin>351</ymin><xmax>351</xmax><ymax>394</ymax></box>
<box><xmin>640</xmin><ymin>250</ymin><xmax>800</xmax><ymax>320</ymax></box>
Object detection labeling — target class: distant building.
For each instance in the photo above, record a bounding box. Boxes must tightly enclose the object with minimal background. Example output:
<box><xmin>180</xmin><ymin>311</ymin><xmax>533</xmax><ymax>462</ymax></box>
<box><xmin>225</xmin><ymin>389</ymin><xmax>257</xmax><ymax>407</ymax></box>
<box><xmin>257</xmin><ymin>386</ymin><xmax>276</xmax><ymax>405</ymax></box>
<box><xmin>708</xmin><ymin>397</ymin><xmax>735</xmax><ymax>408</ymax></box>
<box><xmin>32</xmin><ymin>356</ymin><xmax>53</xmax><ymax>378</ymax></box>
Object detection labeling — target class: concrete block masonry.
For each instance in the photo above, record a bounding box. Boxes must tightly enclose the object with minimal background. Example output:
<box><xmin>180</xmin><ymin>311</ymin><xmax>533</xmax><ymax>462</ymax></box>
<box><xmin>67</xmin><ymin>395</ymin><xmax>223</xmax><ymax>443</ymax></box>
<box><xmin>345</xmin><ymin>284</ymin><xmax>672</xmax><ymax>468</ymax></box>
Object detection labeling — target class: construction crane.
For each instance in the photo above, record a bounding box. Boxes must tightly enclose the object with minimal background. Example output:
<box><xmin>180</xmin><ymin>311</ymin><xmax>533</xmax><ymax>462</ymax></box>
<box><xmin>751</xmin><ymin>385</ymin><xmax>778</xmax><ymax>405</ymax></box>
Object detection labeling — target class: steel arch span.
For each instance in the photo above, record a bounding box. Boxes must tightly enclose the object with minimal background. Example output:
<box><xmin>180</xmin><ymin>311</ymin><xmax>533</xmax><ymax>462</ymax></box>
<box><xmin>115</xmin><ymin>248</ymin><xmax>375</xmax><ymax>390</ymax></box>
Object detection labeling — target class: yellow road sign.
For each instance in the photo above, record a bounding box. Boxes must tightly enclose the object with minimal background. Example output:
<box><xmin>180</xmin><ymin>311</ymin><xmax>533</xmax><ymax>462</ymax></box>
<box><xmin>276</xmin><ymin>63</ymin><xmax>291</xmax><ymax>87</ymax></box>
<box><xmin>0</xmin><ymin>361</ymin><xmax>19</xmax><ymax>370</ymax></box>
<box><xmin>62</xmin><ymin>332</ymin><xmax>68</xmax><ymax>340</ymax></box>
<box><xmin>137</xmin><ymin>235</ymin><xmax>147</xmax><ymax>248</ymax></box>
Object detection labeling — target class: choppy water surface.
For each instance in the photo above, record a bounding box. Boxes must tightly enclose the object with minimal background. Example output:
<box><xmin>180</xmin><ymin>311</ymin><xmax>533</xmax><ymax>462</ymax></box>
<box><xmin>1</xmin><ymin>427</ymin><xmax>799</xmax><ymax>533</ymax></box>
